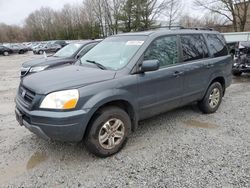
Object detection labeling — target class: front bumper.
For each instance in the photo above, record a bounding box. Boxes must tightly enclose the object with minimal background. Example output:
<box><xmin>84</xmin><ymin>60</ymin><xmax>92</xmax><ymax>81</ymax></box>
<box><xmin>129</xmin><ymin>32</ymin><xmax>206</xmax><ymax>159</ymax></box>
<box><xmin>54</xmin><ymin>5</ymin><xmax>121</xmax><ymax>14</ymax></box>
<box><xmin>15</xmin><ymin>99</ymin><xmax>90</xmax><ymax>142</ymax></box>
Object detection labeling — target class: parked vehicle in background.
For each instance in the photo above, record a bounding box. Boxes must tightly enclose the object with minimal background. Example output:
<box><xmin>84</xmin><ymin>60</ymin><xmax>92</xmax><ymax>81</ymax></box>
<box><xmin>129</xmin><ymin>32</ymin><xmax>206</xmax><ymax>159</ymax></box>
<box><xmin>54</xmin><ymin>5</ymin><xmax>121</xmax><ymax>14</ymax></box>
<box><xmin>232</xmin><ymin>41</ymin><xmax>250</xmax><ymax>76</ymax></box>
<box><xmin>52</xmin><ymin>40</ymin><xmax>67</xmax><ymax>47</ymax></box>
<box><xmin>226</xmin><ymin>42</ymin><xmax>237</xmax><ymax>56</ymax></box>
<box><xmin>15</xmin><ymin>28</ymin><xmax>232</xmax><ymax>157</ymax></box>
<box><xmin>0</xmin><ymin>45</ymin><xmax>13</xmax><ymax>56</ymax></box>
<box><xmin>23</xmin><ymin>42</ymin><xmax>35</xmax><ymax>51</ymax></box>
<box><xmin>31</xmin><ymin>43</ymin><xmax>45</xmax><ymax>51</ymax></box>
<box><xmin>21</xmin><ymin>40</ymin><xmax>101</xmax><ymax>77</ymax></box>
<box><xmin>4</xmin><ymin>44</ymin><xmax>28</xmax><ymax>54</ymax></box>
<box><xmin>33</xmin><ymin>43</ymin><xmax>62</xmax><ymax>54</ymax></box>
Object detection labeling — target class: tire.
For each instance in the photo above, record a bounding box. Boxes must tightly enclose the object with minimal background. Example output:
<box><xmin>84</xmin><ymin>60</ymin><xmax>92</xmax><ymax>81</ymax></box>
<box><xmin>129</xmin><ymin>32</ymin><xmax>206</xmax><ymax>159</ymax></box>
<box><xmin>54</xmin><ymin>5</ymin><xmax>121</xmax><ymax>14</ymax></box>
<box><xmin>38</xmin><ymin>50</ymin><xmax>43</xmax><ymax>55</ymax></box>
<box><xmin>85</xmin><ymin>106</ymin><xmax>131</xmax><ymax>157</ymax></box>
<box><xmin>198</xmin><ymin>82</ymin><xmax>223</xmax><ymax>114</ymax></box>
<box><xmin>232</xmin><ymin>70</ymin><xmax>242</xmax><ymax>76</ymax></box>
<box><xmin>19</xmin><ymin>50</ymin><xmax>24</xmax><ymax>54</ymax></box>
<box><xmin>3</xmin><ymin>51</ymin><xmax>9</xmax><ymax>56</ymax></box>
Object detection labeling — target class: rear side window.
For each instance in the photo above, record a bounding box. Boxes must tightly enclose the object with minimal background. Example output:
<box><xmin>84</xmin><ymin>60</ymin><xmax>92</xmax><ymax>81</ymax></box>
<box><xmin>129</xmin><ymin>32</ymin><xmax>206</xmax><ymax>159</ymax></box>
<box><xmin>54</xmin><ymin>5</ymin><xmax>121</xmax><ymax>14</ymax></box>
<box><xmin>206</xmin><ymin>34</ymin><xmax>228</xmax><ymax>57</ymax></box>
<box><xmin>180</xmin><ymin>34</ymin><xmax>209</xmax><ymax>62</ymax></box>
<box><xmin>144</xmin><ymin>35</ymin><xmax>178</xmax><ymax>67</ymax></box>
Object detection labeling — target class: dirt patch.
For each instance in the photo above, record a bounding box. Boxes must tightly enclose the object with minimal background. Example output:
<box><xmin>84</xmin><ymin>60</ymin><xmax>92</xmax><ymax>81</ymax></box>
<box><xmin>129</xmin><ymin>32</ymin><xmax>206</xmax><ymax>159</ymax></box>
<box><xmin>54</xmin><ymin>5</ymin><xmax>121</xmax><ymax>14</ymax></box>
<box><xmin>0</xmin><ymin>151</ymin><xmax>48</xmax><ymax>185</ymax></box>
<box><xmin>26</xmin><ymin>151</ymin><xmax>48</xmax><ymax>170</ymax></box>
<box><xmin>184</xmin><ymin>119</ymin><xmax>218</xmax><ymax>129</ymax></box>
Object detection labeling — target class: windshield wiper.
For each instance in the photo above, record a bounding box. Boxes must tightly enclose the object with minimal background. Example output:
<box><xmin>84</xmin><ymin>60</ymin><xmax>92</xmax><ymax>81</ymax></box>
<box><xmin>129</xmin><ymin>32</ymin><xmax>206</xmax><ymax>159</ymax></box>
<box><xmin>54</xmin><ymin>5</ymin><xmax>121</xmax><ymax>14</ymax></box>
<box><xmin>86</xmin><ymin>60</ymin><xmax>107</xmax><ymax>70</ymax></box>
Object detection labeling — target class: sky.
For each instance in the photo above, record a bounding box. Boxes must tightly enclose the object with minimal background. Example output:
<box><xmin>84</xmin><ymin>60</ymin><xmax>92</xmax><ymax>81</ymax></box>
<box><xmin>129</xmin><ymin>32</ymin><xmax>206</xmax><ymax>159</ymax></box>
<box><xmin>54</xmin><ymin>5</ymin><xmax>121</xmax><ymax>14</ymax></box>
<box><xmin>0</xmin><ymin>0</ymin><xmax>201</xmax><ymax>25</ymax></box>
<box><xmin>0</xmin><ymin>0</ymin><xmax>83</xmax><ymax>25</ymax></box>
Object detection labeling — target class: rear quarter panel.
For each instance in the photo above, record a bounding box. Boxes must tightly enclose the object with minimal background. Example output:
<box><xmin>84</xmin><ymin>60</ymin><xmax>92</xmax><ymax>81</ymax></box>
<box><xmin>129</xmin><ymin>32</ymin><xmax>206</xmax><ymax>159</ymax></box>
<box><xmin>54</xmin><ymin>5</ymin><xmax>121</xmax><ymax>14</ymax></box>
<box><xmin>204</xmin><ymin>55</ymin><xmax>232</xmax><ymax>97</ymax></box>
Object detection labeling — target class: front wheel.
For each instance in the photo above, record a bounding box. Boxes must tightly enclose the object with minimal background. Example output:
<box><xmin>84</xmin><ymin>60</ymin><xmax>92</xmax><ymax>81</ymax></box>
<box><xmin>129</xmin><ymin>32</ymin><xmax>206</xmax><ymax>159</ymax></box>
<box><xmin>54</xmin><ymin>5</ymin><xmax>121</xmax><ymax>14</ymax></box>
<box><xmin>3</xmin><ymin>51</ymin><xmax>9</xmax><ymax>56</ymax></box>
<box><xmin>85</xmin><ymin>106</ymin><xmax>131</xmax><ymax>157</ymax></box>
<box><xmin>38</xmin><ymin>50</ymin><xmax>43</xmax><ymax>55</ymax></box>
<box><xmin>198</xmin><ymin>82</ymin><xmax>223</xmax><ymax>114</ymax></box>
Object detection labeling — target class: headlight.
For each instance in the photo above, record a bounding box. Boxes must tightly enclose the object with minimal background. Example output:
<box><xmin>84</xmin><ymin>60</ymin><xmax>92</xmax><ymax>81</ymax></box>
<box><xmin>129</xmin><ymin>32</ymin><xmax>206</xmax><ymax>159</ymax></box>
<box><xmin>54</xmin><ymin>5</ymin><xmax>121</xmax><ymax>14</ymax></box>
<box><xmin>40</xmin><ymin>89</ymin><xmax>79</xmax><ymax>110</ymax></box>
<box><xmin>30</xmin><ymin>66</ymin><xmax>48</xmax><ymax>73</ymax></box>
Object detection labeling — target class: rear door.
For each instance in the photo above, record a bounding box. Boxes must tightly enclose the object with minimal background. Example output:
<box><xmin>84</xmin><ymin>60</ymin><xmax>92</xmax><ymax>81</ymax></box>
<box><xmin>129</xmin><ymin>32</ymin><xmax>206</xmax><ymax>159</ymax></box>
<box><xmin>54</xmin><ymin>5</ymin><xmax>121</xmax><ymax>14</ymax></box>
<box><xmin>178</xmin><ymin>34</ymin><xmax>211</xmax><ymax>104</ymax></box>
<box><xmin>204</xmin><ymin>34</ymin><xmax>231</xmax><ymax>82</ymax></box>
<box><xmin>137</xmin><ymin>35</ymin><xmax>184</xmax><ymax>119</ymax></box>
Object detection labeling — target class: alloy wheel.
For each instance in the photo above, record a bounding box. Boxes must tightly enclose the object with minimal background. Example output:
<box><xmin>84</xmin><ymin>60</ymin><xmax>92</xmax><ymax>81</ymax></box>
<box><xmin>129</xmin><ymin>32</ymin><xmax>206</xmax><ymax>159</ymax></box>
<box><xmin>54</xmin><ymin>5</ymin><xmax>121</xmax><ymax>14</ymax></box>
<box><xmin>98</xmin><ymin>118</ymin><xmax>125</xmax><ymax>150</ymax></box>
<box><xmin>209</xmin><ymin>88</ymin><xmax>220</xmax><ymax>108</ymax></box>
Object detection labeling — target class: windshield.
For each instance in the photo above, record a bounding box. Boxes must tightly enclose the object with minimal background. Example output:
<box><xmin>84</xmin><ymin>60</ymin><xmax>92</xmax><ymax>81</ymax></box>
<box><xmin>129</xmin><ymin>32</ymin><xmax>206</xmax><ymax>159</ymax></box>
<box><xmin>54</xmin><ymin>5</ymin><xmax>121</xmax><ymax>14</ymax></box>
<box><xmin>80</xmin><ymin>36</ymin><xmax>147</xmax><ymax>70</ymax></box>
<box><xmin>54</xmin><ymin>43</ymin><xmax>82</xmax><ymax>58</ymax></box>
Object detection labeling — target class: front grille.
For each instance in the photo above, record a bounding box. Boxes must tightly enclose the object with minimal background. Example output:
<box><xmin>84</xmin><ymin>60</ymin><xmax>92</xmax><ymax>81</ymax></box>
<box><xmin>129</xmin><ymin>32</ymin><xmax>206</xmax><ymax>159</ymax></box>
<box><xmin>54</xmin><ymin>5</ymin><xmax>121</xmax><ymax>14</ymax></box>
<box><xmin>18</xmin><ymin>86</ymin><xmax>36</xmax><ymax>105</ymax></box>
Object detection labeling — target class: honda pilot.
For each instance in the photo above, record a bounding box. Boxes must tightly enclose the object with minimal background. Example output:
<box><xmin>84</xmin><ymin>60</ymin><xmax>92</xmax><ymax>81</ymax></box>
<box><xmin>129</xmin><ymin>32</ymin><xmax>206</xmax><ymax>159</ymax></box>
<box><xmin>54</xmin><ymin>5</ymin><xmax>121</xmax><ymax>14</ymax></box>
<box><xmin>15</xmin><ymin>28</ymin><xmax>232</xmax><ymax>157</ymax></box>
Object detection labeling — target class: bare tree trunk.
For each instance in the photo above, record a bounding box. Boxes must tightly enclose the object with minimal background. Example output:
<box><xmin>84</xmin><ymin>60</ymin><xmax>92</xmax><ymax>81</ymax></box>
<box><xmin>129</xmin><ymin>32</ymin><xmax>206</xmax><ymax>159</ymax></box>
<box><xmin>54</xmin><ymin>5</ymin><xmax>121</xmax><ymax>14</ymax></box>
<box><xmin>194</xmin><ymin>0</ymin><xmax>250</xmax><ymax>32</ymax></box>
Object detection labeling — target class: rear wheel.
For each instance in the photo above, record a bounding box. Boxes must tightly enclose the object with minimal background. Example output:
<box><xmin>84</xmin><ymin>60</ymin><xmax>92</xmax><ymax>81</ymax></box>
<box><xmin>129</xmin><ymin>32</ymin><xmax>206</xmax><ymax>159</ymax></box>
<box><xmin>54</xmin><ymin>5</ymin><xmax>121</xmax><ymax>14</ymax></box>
<box><xmin>85</xmin><ymin>106</ymin><xmax>131</xmax><ymax>157</ymax></box>
<box><xmin>3</xmin><ymin>51</ymin><xmax>9</xmax><ymax>56</ymax></box>
<box><xmin>198</xmin><ymin>82</ymin><xmax>223</xmax><ymax>114</ymax></box>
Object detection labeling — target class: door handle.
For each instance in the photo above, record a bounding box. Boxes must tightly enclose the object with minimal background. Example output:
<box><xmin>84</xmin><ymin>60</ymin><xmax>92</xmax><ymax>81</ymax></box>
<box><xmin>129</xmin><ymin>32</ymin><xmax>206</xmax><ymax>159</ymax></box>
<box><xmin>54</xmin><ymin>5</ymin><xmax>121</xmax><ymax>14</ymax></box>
<box><xmin>173</xmin><ymin>71</ymin><xmax>184</xmax><ymax>77</ymax></box>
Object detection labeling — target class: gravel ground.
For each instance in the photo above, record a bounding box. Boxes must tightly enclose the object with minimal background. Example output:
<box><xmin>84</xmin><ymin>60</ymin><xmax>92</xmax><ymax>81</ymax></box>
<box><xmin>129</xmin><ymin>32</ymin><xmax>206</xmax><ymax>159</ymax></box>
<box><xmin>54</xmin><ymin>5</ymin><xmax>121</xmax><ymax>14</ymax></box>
<box><xmin>0</xmin><ymin>52</ymin><xmax>250</xmax><ymax>188</ymax></box>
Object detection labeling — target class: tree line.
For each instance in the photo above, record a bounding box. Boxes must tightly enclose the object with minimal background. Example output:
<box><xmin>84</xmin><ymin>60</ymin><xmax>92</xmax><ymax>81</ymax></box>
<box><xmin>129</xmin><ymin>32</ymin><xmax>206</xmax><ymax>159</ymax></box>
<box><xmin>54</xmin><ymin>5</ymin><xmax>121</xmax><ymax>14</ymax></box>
<box><xmin>0</xmin><ymin>0</ymin><xmax>249</xmax><ymax>43</ymax></box>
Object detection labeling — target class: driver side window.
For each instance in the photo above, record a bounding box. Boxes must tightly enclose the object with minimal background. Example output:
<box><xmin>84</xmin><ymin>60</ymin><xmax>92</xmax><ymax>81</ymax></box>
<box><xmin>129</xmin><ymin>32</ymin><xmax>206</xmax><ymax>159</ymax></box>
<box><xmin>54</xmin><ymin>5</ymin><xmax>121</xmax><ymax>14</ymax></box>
<box><xmin>144</xmin><ymin>35</ymin><xmax>178</xmax><ymax>67</ymax></box>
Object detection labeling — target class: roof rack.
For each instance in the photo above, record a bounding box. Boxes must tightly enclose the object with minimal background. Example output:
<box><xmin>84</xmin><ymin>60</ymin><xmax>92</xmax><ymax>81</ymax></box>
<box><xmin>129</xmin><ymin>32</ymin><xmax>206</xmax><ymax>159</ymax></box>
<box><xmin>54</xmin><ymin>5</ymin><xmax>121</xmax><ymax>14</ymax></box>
<box><xmin>150</xmin><ymin>25</ymin><xmax>185</xmax><ymax>30</ymax></box>
<box><xmin>149</xmin><ymin>26</ymin><xmax>214</xmax><ymax>31</ymax></box>
<box><xmin>184</xmin><ymin>27</ymin><xmax>214</xmax><ymax>31</ymax></box>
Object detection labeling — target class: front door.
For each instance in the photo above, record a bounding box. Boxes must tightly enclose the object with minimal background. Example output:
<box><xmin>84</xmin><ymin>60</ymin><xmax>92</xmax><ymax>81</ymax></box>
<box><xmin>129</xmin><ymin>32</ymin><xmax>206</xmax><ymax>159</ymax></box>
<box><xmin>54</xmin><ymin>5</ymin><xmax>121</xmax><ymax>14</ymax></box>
<box><xmin>137</xmin><ymin>35</ymin><xmax>184</xmax><ymax>119</ymax></box>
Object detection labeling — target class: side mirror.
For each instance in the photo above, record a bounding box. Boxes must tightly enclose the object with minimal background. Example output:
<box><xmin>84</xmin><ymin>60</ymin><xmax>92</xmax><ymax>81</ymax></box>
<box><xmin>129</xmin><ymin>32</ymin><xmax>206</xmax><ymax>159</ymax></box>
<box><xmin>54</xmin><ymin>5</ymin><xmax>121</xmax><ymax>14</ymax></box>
<box><xmin>140</xmin><ymin>60</ymin><xmax>159</xmax><ymax>73</ymax></box>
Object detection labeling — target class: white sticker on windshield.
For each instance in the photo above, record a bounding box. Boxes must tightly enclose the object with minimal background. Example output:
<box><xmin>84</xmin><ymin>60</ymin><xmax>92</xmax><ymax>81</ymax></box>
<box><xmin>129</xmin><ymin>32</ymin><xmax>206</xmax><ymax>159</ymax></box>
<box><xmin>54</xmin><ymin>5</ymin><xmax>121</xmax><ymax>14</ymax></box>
<box><xmin>126</xmin><ymin>41</ymin><xmax>144</xmax><ymax>46</ymax></box>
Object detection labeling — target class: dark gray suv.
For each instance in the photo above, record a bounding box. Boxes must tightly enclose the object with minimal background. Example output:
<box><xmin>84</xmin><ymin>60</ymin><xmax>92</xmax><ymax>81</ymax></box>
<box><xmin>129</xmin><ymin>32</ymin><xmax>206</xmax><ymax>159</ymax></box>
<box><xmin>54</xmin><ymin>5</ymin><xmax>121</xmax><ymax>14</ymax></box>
<box><xmin>15</xmin><ymin>29</ymin><xmax>232</xmax><ymax>157</ymax></box>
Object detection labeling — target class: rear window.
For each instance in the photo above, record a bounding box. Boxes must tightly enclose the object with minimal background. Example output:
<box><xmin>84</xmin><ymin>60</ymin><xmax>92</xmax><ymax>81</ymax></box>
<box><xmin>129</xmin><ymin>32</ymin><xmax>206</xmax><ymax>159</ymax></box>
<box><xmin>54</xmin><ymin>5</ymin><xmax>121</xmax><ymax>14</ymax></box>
<box><xmin>206</xmin><ymin>34</ymin><xmax>228</xmax><ymax>57</ymax></box>
<box><xmin>180</xmin><ymin>34</ymin><xmax>209</xmax><ymax>62</ymax></box>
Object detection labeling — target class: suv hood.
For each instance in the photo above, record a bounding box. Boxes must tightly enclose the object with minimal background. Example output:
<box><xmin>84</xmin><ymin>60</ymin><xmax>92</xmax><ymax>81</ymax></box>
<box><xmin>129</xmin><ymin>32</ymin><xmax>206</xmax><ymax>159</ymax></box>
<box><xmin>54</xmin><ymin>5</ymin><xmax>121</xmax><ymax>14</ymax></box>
<box><xmin>22</xmin><ymin>56</ymin><xmax>71</xmax><ymax>68</ymax></box>
<box><xmin>22</xmin><ymin>65</ymin><xmax>116</xmax><ymax>94</ymax></box>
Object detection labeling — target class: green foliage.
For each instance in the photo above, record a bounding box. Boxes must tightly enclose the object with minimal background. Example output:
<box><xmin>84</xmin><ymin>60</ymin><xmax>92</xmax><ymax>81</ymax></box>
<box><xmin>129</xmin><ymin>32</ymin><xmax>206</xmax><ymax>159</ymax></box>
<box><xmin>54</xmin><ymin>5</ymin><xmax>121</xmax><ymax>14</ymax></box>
<box><xmin>118</xmin><ymin>0</ymin><xmax>157</xmax><ymax>32</ymax></box>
